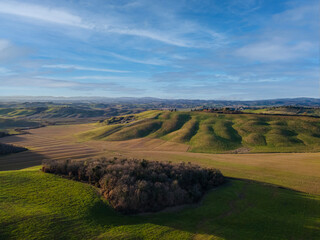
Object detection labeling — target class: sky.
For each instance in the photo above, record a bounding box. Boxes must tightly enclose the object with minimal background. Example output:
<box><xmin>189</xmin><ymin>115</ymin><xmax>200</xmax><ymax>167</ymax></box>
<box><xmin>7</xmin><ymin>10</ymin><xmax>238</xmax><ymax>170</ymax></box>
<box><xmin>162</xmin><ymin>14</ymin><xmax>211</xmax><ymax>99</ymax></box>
<box><xmin>0</xmin><ymin>0</ymin><xmax>319</xmax><ymax>100</ymax></box>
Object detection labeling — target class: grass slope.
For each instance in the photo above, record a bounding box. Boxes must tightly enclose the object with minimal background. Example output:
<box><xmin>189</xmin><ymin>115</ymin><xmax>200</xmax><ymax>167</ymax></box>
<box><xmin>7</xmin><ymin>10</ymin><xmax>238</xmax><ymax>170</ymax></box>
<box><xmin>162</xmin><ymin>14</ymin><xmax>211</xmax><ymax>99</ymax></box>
<box><xmin>80</xmin><ymin>111</ymin><xmax>320</xmax><ymax>153</ymax></box>
<box><xmin>0</xmin><ymin>106</ymin><xmax>105</xmax><ymax>119</ymax></box>
<box><xmin>0</xmin><ymin>118</ymin><xmax>41</xmax><ymax>135</ymax></box>
<box><xmin>243</xmin><ymin>106</ymin><xmax>320</xmax><ymax>117</ymax></box>
<box><xmin>1</xmin><ymin>167</ymin><xmax>319</xmax><ymax>240</ymax></box>
<box><xmin>0</xmin><ymin>118</ymin><xmax>40</xmax><ymax>133</ymax></box>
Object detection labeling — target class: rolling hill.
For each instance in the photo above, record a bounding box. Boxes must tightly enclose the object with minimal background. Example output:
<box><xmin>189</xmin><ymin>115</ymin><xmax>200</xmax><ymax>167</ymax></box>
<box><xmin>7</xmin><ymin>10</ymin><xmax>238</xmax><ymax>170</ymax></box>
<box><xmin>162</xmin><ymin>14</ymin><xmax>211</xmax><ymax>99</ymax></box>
<box><xmin>79</xmin><ymin>110</ymin><xmax>320</xmax><ymax>153</ymax></box>
<box><xmin>0</xmin><ymin>106</ymin><xmax>140</xmax><ymax>119</ymax></box>
<box><xmin>0</xmin><ymin>118</ymin><xmax>41</xmax><ymax>135</ymax></box>
<box><xmin>243</xmin><ymin>106</ymin><xmax>320</xmax><ymax>117</ymax></box>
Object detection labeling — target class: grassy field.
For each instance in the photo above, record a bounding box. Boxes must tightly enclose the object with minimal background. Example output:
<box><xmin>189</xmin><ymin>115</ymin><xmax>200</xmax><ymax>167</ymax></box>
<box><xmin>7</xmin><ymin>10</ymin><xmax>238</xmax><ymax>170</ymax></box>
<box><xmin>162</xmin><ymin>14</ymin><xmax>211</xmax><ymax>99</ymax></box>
<box><xmin>80</xmin><ymin>110</ymin><xmax>320</xmax><ymax>153</ymax></box>
<box><xmin>243</xmin><ymin>106</ymin><xmax>320</xmax><ymax>117</ymax></box>
<box><xmin>1</xmin><ymin>166</ymin><xmax>319</xmax><ymax>240</ymax></box>
<box><xmin>103</xmin><ymin>149</ymin><xmax>320</xmax><ymax>195</ymax></box>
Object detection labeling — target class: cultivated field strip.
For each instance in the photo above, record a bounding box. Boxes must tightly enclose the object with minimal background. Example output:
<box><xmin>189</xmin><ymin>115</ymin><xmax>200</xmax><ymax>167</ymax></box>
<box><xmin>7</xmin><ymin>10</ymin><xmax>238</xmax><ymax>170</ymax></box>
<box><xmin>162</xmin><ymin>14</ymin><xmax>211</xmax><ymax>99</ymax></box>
<box><xmin>0</xmin><ymin>148</ymin><xmax>98</xmax><ymax>161</ymax></box>
<box><xmin>0</xmin><ymin>125</ymin><xmax>102</xmax><ymax>170</ymax></box>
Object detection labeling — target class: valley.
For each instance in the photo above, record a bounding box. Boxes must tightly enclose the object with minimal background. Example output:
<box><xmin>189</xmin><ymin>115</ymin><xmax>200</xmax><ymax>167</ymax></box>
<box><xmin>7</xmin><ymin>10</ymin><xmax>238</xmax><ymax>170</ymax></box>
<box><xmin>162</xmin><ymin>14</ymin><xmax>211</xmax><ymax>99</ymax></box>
<box><xmin>1</xmin><ymin>118</ymin><xmax>320</xmax><ymax>194</ymax></box>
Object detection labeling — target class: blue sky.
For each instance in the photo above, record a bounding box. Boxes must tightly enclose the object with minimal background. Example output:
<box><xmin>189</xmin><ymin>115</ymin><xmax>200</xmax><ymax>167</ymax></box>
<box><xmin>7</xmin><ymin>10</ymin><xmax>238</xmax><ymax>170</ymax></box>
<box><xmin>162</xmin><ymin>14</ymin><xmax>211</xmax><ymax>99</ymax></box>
<box><xmin>0</xmin><ymin>0</ymin><xmax>319</xmax><ymax>99</ymax></box>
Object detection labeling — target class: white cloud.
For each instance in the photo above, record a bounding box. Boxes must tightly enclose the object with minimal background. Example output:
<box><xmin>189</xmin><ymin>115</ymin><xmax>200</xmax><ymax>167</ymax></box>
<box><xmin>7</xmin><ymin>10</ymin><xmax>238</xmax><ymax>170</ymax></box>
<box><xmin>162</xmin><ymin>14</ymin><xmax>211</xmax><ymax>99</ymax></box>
<box><xmin>42</xmin><ymin>64</ymin><xmax>130</xmax><ymax>73</ymax></box>
<box><xmin>236</xmin><ymin>41</ymin><xmax>315</xmax><ymax>62</ymax></box>
<box><xmin>0</xmin><ymin>1</ymin><xmax>91</xmax><ymax>29</ymax></box>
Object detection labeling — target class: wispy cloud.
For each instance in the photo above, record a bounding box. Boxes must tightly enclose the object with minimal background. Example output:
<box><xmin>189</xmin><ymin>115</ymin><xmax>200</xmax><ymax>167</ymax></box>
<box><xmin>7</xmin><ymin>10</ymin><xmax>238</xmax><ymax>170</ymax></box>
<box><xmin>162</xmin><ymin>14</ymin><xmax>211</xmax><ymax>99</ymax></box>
<box><xmin>106</xmin><ymin>28</ymin><xmax>190</xmax><ymax>47</ymax></box>
<box><xmin>72</xmin><ymin>75</ymin><xmax>147</xmax><ymax>83</ymax></box>
<box><xmin>42</xmin><ymin>64</ymin><xmax>130</xmax><ymax>73</ymax></box>
<box><xmin>0</xmin><ymin>1</ymin><xmax>90</xmax><ymax>29</ymax></box>
<box><xmin>0</xmin><ymin>76</ymin><xmax>143</xmax><ymax>93</ymax></box>
<box><xmin>0</xmin><ymin>0</ymin><xmax>318</xmax><ymax>99</ymax></box>
<box><xmin>234</xmin><ymin>1</ymin><xmax>319</xmax><ymax>63</ymax></box>
<box><xmin>108</xmin><ymin>52</ymin><xmax>168</xmax><ymax>66</ymax></box>
<box><xmin>0</xmin><ymin>1</ymin><xmax>225</xmax><ymax>48</ymax></box>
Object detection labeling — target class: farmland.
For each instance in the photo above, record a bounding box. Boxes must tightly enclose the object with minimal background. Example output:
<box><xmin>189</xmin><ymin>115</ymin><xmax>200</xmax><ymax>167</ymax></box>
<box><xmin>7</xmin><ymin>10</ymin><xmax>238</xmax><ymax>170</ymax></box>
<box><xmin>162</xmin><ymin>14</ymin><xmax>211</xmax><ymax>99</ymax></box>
<box><xmin>1</xmin><ymin>116</ymin><xmax>320</xmax><ymax>194</ymax></box>
<box><xmin>1</xmin><ymin>167</ymin><xmax>319</xmax><ymax>240</ymax></box>
<box><xmin>0</xmin><ymin>124</ymin><xmax>101</xmax><ymax>171</ymax></box>
<box><xmin>1</xmin><ymin>112</ymin><xmax>320</xmax><ymax>239</ymax></box>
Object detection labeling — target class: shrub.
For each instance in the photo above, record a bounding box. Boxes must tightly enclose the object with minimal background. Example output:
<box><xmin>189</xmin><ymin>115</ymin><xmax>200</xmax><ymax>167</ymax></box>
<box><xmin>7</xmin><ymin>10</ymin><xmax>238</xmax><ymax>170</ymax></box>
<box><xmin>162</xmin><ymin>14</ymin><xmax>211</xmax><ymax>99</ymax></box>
<box><xmin>42</xmin><ymin>157</ymin><xmax>225</xmax><ymax>214</ymax></box>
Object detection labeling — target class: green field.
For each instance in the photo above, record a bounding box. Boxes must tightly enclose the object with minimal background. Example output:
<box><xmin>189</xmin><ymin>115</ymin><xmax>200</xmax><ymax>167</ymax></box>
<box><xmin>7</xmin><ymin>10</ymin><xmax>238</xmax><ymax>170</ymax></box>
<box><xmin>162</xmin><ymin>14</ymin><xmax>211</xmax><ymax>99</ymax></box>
<box><xmin>1</xmin><ymin>113</ymin><xmax>319</xmax><ymax>239</ymax></box>
<box><xmin>243</xmin><ymin>106</ymin><xmax>320</xmax><ymax>117</ymax></box>
<box><xmin>1</xmin><ymin>166</ymin><xmax>319</xmax><ymax>240</ymax></box>
<box><xmin>80</xmin><ymin>111</ymin><xmax>320</xmax><ymax>153</ymax></box>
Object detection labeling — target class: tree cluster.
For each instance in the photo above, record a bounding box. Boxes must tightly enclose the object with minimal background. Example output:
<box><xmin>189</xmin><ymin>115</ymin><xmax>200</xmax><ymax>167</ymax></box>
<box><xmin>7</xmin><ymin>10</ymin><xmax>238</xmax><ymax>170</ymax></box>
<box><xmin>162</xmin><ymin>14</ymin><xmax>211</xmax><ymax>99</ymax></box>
<box><xmin>42</xmin><ymin>157</ymin><xmax>224</xmax><ymax>214</ymax></box>
<box><xmin>0</xmin><ymin>143</ymin><xmax>27</xmax><ymax>155</ymax></box>
<box><xmin>0</xmin><ymin>132</ymin><xmax>10</xmax><ymax>138</ymax></box>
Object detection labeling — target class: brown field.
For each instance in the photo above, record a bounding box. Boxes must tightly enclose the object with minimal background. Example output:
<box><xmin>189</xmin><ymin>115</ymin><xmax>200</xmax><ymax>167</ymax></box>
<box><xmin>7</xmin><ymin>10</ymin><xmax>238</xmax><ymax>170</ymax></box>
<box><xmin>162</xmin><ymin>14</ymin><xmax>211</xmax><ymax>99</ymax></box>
<box><xmin>1</xmin><ymin>124</ymin><xmax>319</xmax><ymax>194</ymax></box>
<box><xmin>0</xmin><ymin>124</ymin><xmax>105</xmax><ymax>171</ymax></box>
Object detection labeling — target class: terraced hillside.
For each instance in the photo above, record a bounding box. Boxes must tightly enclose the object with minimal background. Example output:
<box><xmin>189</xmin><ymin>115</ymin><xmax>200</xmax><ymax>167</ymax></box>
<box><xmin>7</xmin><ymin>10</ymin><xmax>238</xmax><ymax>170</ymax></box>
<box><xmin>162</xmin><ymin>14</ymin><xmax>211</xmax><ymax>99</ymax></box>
<box><xmin>80</xmin><ymin>110</ymin><xmax>320</xmax><ymax>153</ymax></box>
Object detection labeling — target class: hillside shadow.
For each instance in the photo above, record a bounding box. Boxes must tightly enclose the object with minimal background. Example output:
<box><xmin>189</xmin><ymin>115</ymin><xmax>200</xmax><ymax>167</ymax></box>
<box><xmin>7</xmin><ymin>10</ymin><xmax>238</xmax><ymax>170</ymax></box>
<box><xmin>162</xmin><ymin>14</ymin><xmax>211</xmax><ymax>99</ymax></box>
<box><xmin>86</xmin><ymin>178</ymin><xmax>320</xmax><ymax>239</ymax></box>
<box><xmin>0</xmin><ymin>150</ymin><xmax>49</xmax><ymax>171</ymax></box>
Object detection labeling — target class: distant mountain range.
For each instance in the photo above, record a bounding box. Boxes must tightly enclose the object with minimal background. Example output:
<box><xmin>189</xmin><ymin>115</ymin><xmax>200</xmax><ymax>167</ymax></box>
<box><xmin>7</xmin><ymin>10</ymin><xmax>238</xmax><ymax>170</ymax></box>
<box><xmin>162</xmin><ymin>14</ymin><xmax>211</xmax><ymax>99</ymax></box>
<box><xmin>0</xmin><ymin>96</ymin><xmax>320</xmax><ymax>107</ymax></box>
